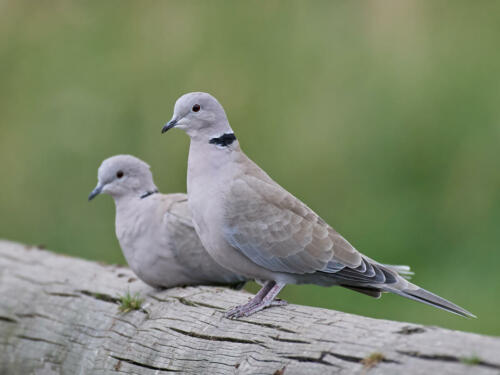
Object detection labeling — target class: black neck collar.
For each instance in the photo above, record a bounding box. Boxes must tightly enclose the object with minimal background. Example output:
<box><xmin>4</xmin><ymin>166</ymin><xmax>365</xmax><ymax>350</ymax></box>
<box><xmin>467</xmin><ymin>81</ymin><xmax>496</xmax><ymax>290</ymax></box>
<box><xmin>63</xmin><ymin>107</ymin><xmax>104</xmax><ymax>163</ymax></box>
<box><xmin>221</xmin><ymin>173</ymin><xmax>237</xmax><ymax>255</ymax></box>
<box><xmin>140</xmin><ymin>189</ymin><xmax>158</xmax><ymax>199</ymax></box>
<box><xmin>209</xmin><ymin>133</ymin><xmax>237</xmax><ymax>147</ymax></box>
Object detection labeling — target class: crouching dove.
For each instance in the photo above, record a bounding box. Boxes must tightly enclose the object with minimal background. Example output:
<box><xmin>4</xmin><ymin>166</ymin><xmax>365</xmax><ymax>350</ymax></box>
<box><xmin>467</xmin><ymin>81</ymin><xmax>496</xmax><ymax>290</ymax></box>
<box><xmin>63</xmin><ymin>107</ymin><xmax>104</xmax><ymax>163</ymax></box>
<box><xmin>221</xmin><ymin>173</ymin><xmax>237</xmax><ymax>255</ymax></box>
<box><xmin>88</xmin><ymin>155</ymin><xmax>247</xmax><ymax>288</ymax></box>
<box><xmin>161</xmin><ymin>92</ymin><xmax>475</xmax><ymax>319</ymax></box>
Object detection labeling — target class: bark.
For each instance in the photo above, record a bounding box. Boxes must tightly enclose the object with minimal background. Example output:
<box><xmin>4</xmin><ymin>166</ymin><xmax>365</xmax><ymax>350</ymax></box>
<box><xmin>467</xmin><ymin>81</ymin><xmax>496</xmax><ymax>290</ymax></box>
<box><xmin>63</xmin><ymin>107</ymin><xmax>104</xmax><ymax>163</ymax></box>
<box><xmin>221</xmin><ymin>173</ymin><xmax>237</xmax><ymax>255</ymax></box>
<box><xmin>0</xmin><ymin>239</ymin><xmax>498</xmax><ymax>375</ymax></box>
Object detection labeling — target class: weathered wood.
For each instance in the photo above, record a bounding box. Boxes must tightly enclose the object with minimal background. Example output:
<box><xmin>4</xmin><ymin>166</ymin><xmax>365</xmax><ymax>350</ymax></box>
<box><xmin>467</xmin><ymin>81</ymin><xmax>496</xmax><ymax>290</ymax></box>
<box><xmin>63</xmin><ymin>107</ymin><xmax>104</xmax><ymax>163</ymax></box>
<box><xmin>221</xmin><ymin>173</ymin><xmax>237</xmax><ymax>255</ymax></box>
<box><xmin>0</xmin><ymin>240</ymin><xmax>498</xmax><ymax>375</ymax></box>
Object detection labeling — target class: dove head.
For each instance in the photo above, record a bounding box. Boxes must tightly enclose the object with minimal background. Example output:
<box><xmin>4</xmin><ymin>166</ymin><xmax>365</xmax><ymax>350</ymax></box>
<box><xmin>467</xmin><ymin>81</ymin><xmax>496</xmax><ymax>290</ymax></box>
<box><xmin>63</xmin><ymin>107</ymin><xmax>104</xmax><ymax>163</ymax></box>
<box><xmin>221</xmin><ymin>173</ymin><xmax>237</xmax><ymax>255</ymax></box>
<box><xmin>162</xmin><ymin>92</ymin><xmax>233</xmax><ymax>141</ymax></box>
<box><xmin>88</xmin><ymin>155</ymin><xmax>158</xmax><ymax>201</ymax></box>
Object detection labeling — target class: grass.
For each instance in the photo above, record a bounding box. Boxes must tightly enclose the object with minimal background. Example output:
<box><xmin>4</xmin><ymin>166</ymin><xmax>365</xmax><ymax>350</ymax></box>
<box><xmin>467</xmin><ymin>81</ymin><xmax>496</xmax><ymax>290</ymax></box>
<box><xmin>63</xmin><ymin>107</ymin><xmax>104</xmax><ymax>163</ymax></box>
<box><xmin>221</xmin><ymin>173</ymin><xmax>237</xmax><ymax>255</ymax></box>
<box><xmin>460</xmin><ymin>355</ymin><xmax>481</xmax><ymax>366</ymax></box>
<box><xmin>118</xmin><ymin>291</ymin><xmax>144</xmax><ymax>313</ymax></box>
<box><xmin>361</xmin><ymin>352</ymin><xmax>385</xmax><ymax>369</ymax></box>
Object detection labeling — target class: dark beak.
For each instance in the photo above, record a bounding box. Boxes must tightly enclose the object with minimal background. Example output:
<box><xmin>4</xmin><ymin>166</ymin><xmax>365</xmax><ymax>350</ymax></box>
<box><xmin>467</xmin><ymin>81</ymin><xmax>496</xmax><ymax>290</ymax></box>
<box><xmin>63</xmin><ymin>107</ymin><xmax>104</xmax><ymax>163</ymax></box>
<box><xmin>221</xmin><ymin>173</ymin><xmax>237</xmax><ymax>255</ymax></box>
<box><xmin>162</xmin><ymin>119</ymin><xmax>177</xmax><ymax>134</ymax></box>
<box><xmin>88</xmin><ymin>185</ymin><xmax>103</xmax><ymax>201</ymax></box>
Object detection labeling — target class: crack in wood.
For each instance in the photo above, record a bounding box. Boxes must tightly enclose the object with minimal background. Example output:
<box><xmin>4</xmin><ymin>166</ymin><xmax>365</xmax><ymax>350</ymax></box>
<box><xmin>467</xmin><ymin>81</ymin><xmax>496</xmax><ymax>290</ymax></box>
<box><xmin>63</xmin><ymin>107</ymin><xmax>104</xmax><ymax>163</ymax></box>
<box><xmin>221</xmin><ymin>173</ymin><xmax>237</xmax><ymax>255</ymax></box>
<box><xmin>109</xmin><ymin>328</ymin><xmax>133</xmax><ymax>340</ymax></box>
<box><xmin>109</xmin><ymin>355</ymin><xmax>180</xmax><ymax>372</ymax></box>
<box><xmin>150</xmin><ymin>294</ymin><xmax>224</xmax><ymax>311</ymax></box>
<box><xmin>0</xmin><ymin>316</ymin><xmax>17</xmax><ymax>324</ymax></box>
<box><xmin>15</xmin><ymin>312</ymin><xmax>52</xmax><ymax>320</ymax></box>
<box><xmin>397</xmin><ymin>351</ymin><xmax>500</xmax><ymax>369</ymax></box>
<box><xmin>16</xmin><ymin>334</ymin><xmax>64</xmax><ymax>347</ymax></box>
<box><xmin>44</xmin><ymin>291</ymin><xmax>82</xmax><ymax>298</ymax></box>
<box><xmin>316</xmin><ymin>337</ymin><xmax>339</xmax><ymax>344</ymax></box>
<box><xmin>247</xmin><ymin>354</ymin><xmax>284</xmax><ymax>364</ymax></box>
<box><xmin>130</xmin><ymin>340</ymin><xmax>163</xmax><ymax>354</ymax></box>
<box><xmin>329</xmin><ymin>351</ymin><xmax>400</xmax><ymax>365</ymax></box>
<box><xmin>237</xmin><ymin>319</ymin><xmax>297</xmax><ymax>334</ymax></box>
<box><xmin>107</xmin><ymin>315</ymin><xmax>140</xmax><ymax>329</ymax></box>
<box><xmin>283</xmin><ymin>351</ymin><xmax>340</xmax><ymax>368</ymax></box>
<box><xmin>285</xmin><ymin>350</ymin><xmax>399</xmax><ymax>368</ymax></box>
<box><xmin>169</xmin><ymin>327</ymin><xmax>269</xmax><ymax>348</ymax></box>
<box><xmin>396</xmin><ymin>326</ymin><xmax>426</xmax><ymax>335</ymax></box>
<box><xmin>173</xmin><ymin>296</ymin><xmax>224</xmax><ymax>310</ymax></box>
<box><xmin>269</xmin><ymin>336</ymin><xmax>311</xmax><ymax>344</ymax></box>
<box><xmin>79</xmin><ymin>290</ymin><xmax>120</xmax><ymax>304</ymax></box>
<box><xmin>325</xmin><ymin>352</ymin><xmax>363</xmax><ymax>364</ymax></box>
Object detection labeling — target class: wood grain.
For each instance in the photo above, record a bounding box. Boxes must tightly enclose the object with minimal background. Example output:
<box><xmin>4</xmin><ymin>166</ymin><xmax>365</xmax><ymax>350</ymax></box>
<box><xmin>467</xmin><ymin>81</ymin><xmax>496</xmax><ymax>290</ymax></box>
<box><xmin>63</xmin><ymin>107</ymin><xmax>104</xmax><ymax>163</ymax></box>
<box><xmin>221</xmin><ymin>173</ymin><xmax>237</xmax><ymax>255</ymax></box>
<box><xmin>0</xmin><ymin>240</ymin><xmax>498</xmax><ymax>374</ymax></box>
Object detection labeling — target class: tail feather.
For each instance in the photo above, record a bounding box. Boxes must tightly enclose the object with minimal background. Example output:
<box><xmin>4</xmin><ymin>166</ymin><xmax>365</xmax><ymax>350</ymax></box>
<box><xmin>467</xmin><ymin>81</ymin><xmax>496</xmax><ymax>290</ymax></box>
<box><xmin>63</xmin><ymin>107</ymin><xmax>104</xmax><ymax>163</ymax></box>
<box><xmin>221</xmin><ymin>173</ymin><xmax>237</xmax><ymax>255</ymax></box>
<box><xmin>342</xmin><ymin>285</ymin><xmax>382</xmax><ymax>298</ymax></box>
<box><xmin>383</xmin><ymin>264</ymin><xmax>414</xmax><ymax>279</ymax></box>
<box><xmin>384</xmin><ymin>284</ymin><xmax>476</xmax><ymax>318</ymax></box>
<box><xmin>324</xmin><ymin>256</ymin><xmax>474</xmax><ymax>318</ymax></box>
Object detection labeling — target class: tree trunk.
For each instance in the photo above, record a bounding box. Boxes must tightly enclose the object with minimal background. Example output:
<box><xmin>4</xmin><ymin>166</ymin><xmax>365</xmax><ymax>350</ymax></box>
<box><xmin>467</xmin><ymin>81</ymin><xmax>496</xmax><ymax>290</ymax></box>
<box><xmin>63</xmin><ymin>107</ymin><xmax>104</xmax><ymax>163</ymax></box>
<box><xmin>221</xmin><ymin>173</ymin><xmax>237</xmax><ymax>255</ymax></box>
<box><xmin>0</xmin><ymin>239</ymin><xmax>498</xmax><ymax>374</ymax></box>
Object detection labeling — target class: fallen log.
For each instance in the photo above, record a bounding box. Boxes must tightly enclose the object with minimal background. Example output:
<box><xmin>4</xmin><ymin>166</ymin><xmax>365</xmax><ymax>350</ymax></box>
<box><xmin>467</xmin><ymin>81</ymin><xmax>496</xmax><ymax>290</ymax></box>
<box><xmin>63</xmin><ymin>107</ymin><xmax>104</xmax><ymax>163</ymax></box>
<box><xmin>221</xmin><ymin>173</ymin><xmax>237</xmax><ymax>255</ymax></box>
<box><xmin>0</xmin><ymin>240</ymin><xmax>498</xmax><ymax>374</ymax></box>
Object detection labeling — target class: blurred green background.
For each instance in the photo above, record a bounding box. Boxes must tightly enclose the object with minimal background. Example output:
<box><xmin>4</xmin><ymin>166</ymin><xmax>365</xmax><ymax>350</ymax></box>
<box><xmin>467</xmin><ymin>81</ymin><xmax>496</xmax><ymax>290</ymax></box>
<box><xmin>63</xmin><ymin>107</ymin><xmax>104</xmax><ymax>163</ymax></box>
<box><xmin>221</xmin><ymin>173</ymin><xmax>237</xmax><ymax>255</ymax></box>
<box><xmin>1</xmin><ymin>1</ymin><xmax>499</xmax><ymax>335</ymax></box>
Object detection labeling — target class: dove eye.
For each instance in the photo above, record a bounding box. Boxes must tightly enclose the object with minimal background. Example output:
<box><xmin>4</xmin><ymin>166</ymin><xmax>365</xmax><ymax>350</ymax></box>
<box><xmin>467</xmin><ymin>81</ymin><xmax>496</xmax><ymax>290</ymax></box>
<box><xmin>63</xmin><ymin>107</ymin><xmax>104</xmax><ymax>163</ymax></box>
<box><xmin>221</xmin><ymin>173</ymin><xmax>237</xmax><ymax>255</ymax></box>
<box><xmin>192</xmin><ymin>104</ymin><xmax>201</xmax><ymax>112</ymax></box>
<box><xmin>116</xmin><ymin>171</ymin><xmax>124</xmax><ymax>179</ymax></box>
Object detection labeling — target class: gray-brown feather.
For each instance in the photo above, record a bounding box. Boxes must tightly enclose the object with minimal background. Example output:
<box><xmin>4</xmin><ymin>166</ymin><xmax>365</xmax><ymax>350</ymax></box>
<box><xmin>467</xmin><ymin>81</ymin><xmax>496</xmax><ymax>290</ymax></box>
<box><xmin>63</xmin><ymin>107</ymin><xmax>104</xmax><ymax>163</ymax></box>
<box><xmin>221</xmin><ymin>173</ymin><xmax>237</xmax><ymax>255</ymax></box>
<box><xmin>223</xmin><ymin>157</ymin><xmax>362</xmax><ymax>275</ymax></box>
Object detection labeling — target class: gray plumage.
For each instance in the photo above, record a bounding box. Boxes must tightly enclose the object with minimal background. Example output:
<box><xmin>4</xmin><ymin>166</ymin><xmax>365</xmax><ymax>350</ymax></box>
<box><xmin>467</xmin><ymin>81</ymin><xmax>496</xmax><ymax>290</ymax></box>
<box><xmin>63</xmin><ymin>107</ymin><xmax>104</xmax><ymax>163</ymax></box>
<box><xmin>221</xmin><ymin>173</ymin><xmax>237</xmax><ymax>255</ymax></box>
<box><xmin>162</xmin><ymin>92</ymin><xmax>475</xmax><ymax>319</ymax></box>
<box><xmin>89</xmin><ymin>155</ymin><xmax>247</xmax><ymax>288</ymax></box>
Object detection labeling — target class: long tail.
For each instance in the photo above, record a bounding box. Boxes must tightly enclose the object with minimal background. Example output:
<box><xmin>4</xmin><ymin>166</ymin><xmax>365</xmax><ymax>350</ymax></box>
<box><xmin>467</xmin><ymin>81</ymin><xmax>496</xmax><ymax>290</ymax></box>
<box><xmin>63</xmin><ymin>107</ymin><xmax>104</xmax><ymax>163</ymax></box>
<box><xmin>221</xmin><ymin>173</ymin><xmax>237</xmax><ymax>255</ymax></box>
<box><xmin>382</xmin><ymin>281</ymin><xmax>476</xmax><ymax>318</ymax></box>
<box><xmin>326</xmin><ymin>256</ymin><xmax>475</xmax><ymax>317</ymax></box>
<box><xmin>372</xmin><ymin>263</ymin><xmax>475</xmax><ymax>317</ymax></box>
<box><xmin>382</xmin><ymin>263</ymin><xmax>414</xmax><ymax>279</ymax></box>
<box><xmin>333</xmin><ymin>259</ymin><xmax>475</xmax><ymax>318</ymax></box>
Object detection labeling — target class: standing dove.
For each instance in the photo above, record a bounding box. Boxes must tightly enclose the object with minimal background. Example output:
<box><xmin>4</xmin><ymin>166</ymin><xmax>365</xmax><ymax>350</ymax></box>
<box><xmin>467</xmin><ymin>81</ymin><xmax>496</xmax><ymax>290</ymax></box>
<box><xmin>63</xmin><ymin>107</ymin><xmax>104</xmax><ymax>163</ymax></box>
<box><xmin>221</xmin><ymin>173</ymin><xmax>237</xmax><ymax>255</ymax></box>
<box><xmin>88</xmin><ymin>154</ymin><xmax>247</xmax><ymax>289</ymax></box>
<box><xmin>161</xmin><ymin>92</ymin><xmax>475</xmax><ymax>319</ymax></box>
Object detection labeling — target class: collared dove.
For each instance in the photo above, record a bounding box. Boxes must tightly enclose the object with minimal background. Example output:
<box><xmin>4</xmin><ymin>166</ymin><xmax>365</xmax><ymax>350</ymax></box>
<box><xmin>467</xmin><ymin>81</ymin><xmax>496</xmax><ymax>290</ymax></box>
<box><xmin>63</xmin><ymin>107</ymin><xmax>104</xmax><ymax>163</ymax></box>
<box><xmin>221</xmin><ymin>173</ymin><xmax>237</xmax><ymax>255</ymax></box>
<box><xmin>88</xmin><ymin>154</ymin><xmax>247</xmax><ymax>289</ymax></box>
<box><xmin>161</xmin><ymin>92</ymin><xmax>475</xmax><ymax>319</ymax></box>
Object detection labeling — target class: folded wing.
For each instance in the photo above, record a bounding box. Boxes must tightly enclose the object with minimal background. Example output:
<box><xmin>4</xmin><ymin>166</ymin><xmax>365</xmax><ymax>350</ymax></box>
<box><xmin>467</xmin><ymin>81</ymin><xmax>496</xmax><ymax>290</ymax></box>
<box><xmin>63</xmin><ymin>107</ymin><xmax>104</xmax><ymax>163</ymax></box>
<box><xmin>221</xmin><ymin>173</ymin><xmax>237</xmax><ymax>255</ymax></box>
<box><xmin>223</xmin><ymin>170</ymin><xmax>363</xmax><ymax>275</ymax></box>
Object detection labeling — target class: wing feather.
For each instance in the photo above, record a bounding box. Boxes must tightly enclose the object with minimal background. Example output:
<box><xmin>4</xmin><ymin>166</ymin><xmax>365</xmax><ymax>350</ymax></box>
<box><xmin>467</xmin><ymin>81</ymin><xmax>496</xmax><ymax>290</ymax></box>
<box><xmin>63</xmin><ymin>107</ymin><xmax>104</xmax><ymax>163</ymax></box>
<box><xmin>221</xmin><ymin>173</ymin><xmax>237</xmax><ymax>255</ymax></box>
<box><xmin>223</xmin><ymin>172</ymin><xmax>362</xmax><ymax>274</ymax></box>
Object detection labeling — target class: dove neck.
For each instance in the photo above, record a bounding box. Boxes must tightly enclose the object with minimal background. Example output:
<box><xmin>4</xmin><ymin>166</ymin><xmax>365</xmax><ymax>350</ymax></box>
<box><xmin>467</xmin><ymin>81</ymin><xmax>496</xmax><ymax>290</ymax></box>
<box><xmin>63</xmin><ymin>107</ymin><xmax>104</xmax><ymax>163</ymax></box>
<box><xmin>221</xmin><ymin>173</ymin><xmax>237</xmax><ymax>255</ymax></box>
<box><xmin>187</xmin><ymin>137</ymin><xmax>240</xmax><ymax>194</ymax></box>
<box><xmin>139</xmin><ymin>189</ymin><xmax>158</xmax><ymax>199</ymax></box>
<box><xmin>209</xmin><ymin>133</ymin><xmax>237</xmax><ymax>147</ymax></box>
<box><xmin>113</xmin><ymin>189</ymin><xmax>159</xmax><ymax>239</ymax></box>
<box><xmin>186</xmin><ymin>117</ymin><xmax>234</xmax><ymax>144</ymax></box>
<box><xmin>111</xmin><ymin>185</ymin><xmax>159</xmax><ymax>208</ymax></box>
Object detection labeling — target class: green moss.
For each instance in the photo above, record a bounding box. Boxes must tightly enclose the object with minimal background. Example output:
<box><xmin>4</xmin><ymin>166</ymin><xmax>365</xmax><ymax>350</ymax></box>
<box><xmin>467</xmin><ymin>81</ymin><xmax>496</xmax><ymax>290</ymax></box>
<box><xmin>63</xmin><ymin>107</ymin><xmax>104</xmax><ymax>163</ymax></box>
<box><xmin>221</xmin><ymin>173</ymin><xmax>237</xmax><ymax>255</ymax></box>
<box><xmin>460</xmin><ymin>356</ymin><xmax>481</xmax><ymax>366</ymax></box>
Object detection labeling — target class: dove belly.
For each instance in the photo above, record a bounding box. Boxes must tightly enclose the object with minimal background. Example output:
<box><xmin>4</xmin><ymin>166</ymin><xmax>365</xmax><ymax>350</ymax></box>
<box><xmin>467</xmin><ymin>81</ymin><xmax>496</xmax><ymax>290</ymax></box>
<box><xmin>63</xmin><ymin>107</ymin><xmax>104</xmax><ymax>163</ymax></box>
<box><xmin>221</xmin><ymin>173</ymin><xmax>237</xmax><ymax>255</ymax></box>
<box><xmin>117</xmin><ymin>227</ymin><xmax>181</xmax><ymax>287</ymax></box>
<box><xmin>116</xmin><ymin>204</ymin><xmax>195</xmax><ymax>288</ymax></box>
<box><xmin>187</xmin><ymin>179</ymin><xmax>284</xmax><ymax>282</ymax></box>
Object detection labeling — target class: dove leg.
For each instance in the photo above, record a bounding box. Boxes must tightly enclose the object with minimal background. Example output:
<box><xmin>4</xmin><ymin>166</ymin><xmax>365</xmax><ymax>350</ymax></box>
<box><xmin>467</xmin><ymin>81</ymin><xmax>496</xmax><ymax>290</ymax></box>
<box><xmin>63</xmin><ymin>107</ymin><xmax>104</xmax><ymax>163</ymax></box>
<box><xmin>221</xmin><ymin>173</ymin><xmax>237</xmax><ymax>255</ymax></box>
<box><xmin>225</xmin><ymin>280</ymin><xmax>275</xmax><ymax>318</ymax></box>
<box><xmin>225</xmin><ymin>281</ymin><xmax>287</xmax><ymax>319</ymax></box>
